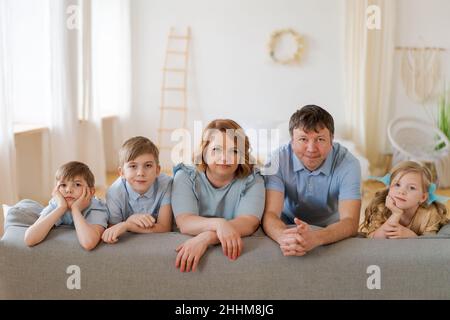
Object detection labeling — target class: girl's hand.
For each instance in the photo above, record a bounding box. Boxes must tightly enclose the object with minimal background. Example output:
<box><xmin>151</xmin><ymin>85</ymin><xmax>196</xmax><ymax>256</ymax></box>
<box><xmin>175</xmin><ymin>234</ymin><xmax>210</xmax><ymax>272</ymax></box>
<box><xmin>216</xmin><ymin>220</ymin><xmax>243</xmax><ymax>260</ymax></box>
<box><xmin>52</xmin><ymin>185</ymin><xmax>68</xmax><ymax>210</ymax></box>
<box><xmin>385</xmin><ymin>194</ymin><xmax>403</xmax><ymax>216</ymax></box>
<box><xmin>385</xmin><ymin>222</ymin><xmax>417</xmax><ymax>238</ymax></box>
<box><xmin>71</xmin><ymin>187</ymin><xmax>92</xmax><ymax>213</ymax></box>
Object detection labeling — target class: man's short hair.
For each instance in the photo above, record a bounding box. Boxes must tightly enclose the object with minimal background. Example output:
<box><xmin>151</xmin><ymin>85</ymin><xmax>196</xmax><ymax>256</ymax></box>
<box><xmin>55</xmin><ymin>161</ymin><xmax>95</xmax><ymax>187</ymax></box>
<box><xmin>119</xmin><ymin>136</ymin><xmax>160</xmax><ymax>166</ymax></box>
<box><xmin>289</xmin><ymin>105</ymin><xmax>334</xmax><ymax>137</ymax></box>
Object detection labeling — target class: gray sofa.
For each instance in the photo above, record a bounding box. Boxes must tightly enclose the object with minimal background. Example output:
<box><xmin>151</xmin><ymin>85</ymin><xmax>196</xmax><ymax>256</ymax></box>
<box><xmin>1</xmin><ymin>200</ymin><xmax>450</xmax><ymax>299</ymax></box>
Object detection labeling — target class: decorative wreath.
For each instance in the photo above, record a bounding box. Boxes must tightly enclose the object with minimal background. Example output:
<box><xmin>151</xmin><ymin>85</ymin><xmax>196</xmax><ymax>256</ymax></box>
<box><xmin>268</xmin><ymin>29</ymin><xmax>305</xmax><ymax>64</ymax></box>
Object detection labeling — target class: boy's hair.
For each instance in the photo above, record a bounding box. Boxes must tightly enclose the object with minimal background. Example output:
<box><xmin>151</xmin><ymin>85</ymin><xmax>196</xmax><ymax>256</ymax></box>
<box><xmin>119</xmin><ymin>136</ymin><xmax>160</xmax><ymax>166</ymax></box>
<box><xmin>289</xmin><ymin>105</ymin><xmax>334</xmax><ymax>137</ymax></box>
<box><xmin>193</xmin><ymin>119</ymin><xmax>255</xmax><ymax>179</ymax></box>
<box><xmin>360</xmin><ymin>161</ymin><xmax>449</xmax><ymax>235</ymax></box>
<box><xmin>55</xmin><ymin>161</ymin><xmax>95</xmax><ymax>188</ymax></box>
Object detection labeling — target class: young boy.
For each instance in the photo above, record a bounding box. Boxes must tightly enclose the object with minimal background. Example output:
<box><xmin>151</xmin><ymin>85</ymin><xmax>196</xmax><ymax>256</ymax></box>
<box><xmin>102</xmin><ymin>136</ymin><xmax>172</xmax><ymax>244</ymax></box>
<box><xmin>24</xmin><ymin>161</ymin><xmax>108</xmax><ymax>251</ymax></box>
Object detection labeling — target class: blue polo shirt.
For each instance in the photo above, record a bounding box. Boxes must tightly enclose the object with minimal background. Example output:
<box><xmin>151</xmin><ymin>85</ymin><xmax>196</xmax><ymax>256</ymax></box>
<box><xmin>171</xmin><ymin>164</ymin><xmax>265</xmax><ymax>221</ymax></box>
<box><xmin>106</xmin><ymin>174</ymin><xmax>172</xmax><ymax>225</ymax></box>
<box><xmin>263</xmin><ymin>142</ymin><xmax>361</xmax><ymax>227</ymax></box>
<box><xmin>40</xmin><ymin>197</ymin><xmax>109</xmax><ymax>228</ymax></box>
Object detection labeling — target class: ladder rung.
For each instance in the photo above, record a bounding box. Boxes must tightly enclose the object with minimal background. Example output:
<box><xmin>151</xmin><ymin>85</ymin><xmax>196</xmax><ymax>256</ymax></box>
<box><xmin>167</xmin><ymin>50</ymin><xmax>186</xmax><ymax>55</ymax></box>
<box><xmin>169</xmin><ymin>35</ymin><xmax>190</xmax><ymax>40</ymax></box>
<box><xmin>161</xmin><ymin>106</ymin><xmax>187</xmax><ymax>111</ymax></box>
<box><xmin>158</xmin><ymin>128</ymin><xmax>178</xmax><ymax>132</ymax></box>
<box><xmin>163</xmin><ymin>87</ymin><xmax>185</xmax><ymax>91</ymax></box>
<box><xmin>163</xmin><ymin>68</ymin><xmax>186</xmax><ymax>73</ymax></box>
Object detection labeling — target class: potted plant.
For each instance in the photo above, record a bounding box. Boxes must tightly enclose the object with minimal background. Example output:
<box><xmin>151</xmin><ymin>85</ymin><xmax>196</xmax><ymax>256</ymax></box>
<box><xmin>436</xmin><ymin>85</ymin><xmax>450</xmax><ymax>150</ymax></box>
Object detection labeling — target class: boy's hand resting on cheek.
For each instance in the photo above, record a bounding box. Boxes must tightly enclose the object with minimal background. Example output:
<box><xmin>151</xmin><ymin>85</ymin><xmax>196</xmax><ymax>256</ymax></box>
<box><xmin>71</xmin><ymin>186</ymin><xmax>92</xmax><ymax>212</ymax></box>
<box><xmin>52</xmin><ymin>185</ymin><xmax>68</xmax><ymax>210</ymax></box>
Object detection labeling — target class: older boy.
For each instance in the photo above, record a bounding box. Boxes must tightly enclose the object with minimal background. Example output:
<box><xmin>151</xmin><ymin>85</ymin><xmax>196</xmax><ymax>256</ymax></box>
<box><xmin>102</xmin><ymin>136</ymin><xmax>172</xmax><ymax>243</ymax></box>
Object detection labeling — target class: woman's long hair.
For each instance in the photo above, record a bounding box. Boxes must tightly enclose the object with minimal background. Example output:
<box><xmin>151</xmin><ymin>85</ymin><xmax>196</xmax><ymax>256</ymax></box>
<box><xmin>193</xmin><ymin>119</ymin><xmax>255</xmax><ymax>179</ymax></box>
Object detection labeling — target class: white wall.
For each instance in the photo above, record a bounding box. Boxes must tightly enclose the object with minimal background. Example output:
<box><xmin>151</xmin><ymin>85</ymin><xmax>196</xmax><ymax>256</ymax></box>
<box><xmin>392</xmin><ymin>0</ymin><xmax>450</xmax><ymax>124</ymax></box>
<box><xmin>129</xmin><ymin>0</ymin><xmax>346</xmax><ymax>142</ymax></box>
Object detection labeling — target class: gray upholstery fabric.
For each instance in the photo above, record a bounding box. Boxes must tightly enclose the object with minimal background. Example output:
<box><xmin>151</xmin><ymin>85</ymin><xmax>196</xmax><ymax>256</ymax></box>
<box><xmin>1</xmin><ymin>225</ymin><xmax>450</xmax><ymax>299</ymax></box>
<box><xmin>437</xmin><ymin>223</ymin><xmax>450</xmax><ymax>237</ymax></box>
<box><xmin>4</xmin><ymin>199</ymin><xmax>42</xmax><ymax>230</ymax></box>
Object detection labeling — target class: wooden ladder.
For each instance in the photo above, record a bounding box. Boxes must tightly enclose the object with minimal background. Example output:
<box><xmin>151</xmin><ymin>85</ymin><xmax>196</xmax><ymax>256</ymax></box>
<box><xmin>157</xmin><ymin>27</ymin><xmax>191</xmax><ymax>173</ymax></box>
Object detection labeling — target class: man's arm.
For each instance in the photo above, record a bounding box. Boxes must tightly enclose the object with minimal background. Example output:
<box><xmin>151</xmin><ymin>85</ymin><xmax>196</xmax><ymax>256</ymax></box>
<box><xmin>175</xmin><ymin>213</ymin><xmax>226</xmax><ymax>235</ymax></box>
<box><xmin>261</xmin><ymin>190</ymin><xmax>286</xmax><ymax>244</ymax></box>
<box><xmin>313</xmin><ymin>199</ymin><xmax>361</xmax><ymax>245</ymax></box>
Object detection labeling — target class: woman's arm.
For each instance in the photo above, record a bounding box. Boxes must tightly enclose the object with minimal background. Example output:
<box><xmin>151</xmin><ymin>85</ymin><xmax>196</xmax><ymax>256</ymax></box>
<box><xmin>228</xmin><ymin>215</ymin><xmax>260</xmax><ymax>236</ymax></box>
<box><xmin>175</xmin><ymin>213</ymin><xmax>226</xmax><ymax>235</ymax></box>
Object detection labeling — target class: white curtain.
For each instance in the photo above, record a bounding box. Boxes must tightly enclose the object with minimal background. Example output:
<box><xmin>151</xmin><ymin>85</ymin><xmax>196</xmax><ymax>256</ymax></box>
<box><xmin>47</xmin><ymin>0</ymin><xmax>79</xmax><ymax>195</ymax></box>
<box><xmin>344</xmin><ymin>0</ymin><xmax>396</xmax><ymax>175</ymax></box>
<box><xmin>78</xmin><ymin>0</ymin><xmax>107</xmax><ymax>189</ymax></box>
<box><xmin>89</xmin><ymin>0</ymin><xmax>132</xmax><ymax>174</ymax></box>
<box><xmin>0</xmin><ymin>0</ymin><xmax>18</xmax><ymax>208</ymax></box>
<box><xmin>115</xmin><ymin>0</ymin><xmax>132</xmax><ymax>165</ymax></box>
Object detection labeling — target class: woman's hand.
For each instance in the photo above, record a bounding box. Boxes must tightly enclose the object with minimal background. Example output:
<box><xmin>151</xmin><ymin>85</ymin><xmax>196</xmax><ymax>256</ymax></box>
<box><xmin>175</xmin><ymin>233</ymin><xmax>210</xmax><ymax>272</ymax></box>
<box><xmin>216</xmin><ymin>220</ymin><xmax>243</xmax><ymax>260</ymax></box>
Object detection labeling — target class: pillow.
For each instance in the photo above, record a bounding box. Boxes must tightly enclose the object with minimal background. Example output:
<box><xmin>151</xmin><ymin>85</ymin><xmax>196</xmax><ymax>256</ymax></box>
<box><xmin>2</xmin><ymin>204</ymin><xmax>12</xmax><ymax>219</ymax></box>
<box><xmin>3</xmin><ymin>199</ymin><xmax>43</xmax><ymax>231</ymax></box>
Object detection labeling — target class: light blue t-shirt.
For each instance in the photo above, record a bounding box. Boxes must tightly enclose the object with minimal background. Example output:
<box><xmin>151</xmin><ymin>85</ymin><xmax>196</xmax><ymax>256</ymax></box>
<box><xmin>171</xmin><ymin>164</ymin><xmax>265</xmax><ymax>221</ymax></box>
<box><xmin>264</xmin><ymin>142</ymin><xmax>361</xmax><ymax>227</ymax></box>
<box><xmin>106</xmin><ymin>174</ymin><xmax>172</xmax><ymax>225</ymax></box>
<box><xmin>40</xmin><ymin>197</ymin><xmax>109</xmax><ymax>228</ymax></box>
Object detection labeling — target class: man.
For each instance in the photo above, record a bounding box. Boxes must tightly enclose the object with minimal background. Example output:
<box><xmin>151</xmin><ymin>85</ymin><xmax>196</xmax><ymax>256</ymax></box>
<box><xmin>262</xmin><ymin>105</ymin><xmax>361</xmax><ymax>256</ymax></box>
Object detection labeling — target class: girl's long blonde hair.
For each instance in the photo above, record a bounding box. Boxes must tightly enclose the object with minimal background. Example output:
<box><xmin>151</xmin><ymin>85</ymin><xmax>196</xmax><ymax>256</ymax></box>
<box><xmin>360</xmin><ymin>161</ymin><xmax>448</xmax><ymax>235</ymax></box>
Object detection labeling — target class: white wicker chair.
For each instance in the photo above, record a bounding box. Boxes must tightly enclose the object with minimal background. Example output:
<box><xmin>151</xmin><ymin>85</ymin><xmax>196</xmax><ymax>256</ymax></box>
<box><xmin>388</xmin><ymin>117</ymin><xmax>450</xmax><ymax>186</ymax></box>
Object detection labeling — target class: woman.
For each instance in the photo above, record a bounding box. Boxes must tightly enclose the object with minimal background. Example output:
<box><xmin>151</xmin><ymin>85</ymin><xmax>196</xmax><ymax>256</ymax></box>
<box><xmin>172</xmin><ymin>119</ymin><xmax>265</xmax><ymax>272</ymax></box>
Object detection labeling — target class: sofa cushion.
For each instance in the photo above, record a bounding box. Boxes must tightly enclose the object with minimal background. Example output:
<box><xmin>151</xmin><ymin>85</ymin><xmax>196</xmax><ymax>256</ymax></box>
<box><xmin>3</xmin><ymin>199</ymin><xmax>42</xmax><ymax>231</ymax></box>
<box><xmin>1</xmin><ymin>225</ymin><xmax>450</xmax><ymax>299</ymax></box>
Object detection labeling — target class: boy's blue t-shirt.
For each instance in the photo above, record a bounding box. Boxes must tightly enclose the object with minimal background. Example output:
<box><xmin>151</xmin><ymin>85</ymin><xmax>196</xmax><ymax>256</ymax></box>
<box><xmin>40</xmin><ymin>197</ymin><xmax>108</xmax><ymax>228</ymax></box>
<box><xmin>106</xmin><ymin>174</ymin><xmax>172</xmax><ymax>225</ymax></box>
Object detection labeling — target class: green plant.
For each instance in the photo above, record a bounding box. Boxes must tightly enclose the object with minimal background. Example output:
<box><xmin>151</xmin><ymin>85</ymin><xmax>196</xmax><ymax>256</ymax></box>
<box><xmin>436</xmin><ymin>85</ymin><xmax>450</xmax><ymax>150</ymax></box>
